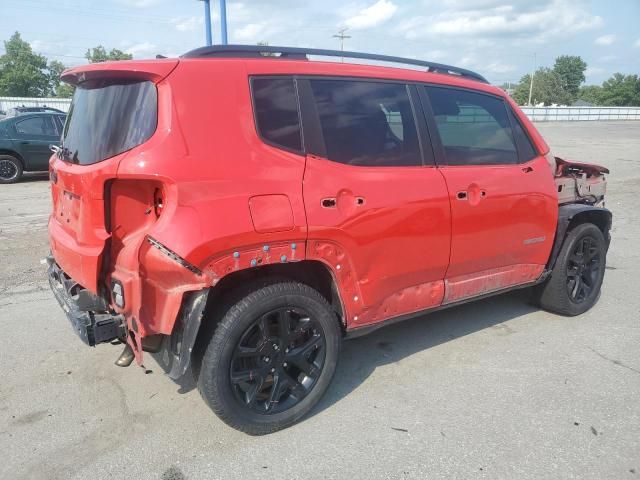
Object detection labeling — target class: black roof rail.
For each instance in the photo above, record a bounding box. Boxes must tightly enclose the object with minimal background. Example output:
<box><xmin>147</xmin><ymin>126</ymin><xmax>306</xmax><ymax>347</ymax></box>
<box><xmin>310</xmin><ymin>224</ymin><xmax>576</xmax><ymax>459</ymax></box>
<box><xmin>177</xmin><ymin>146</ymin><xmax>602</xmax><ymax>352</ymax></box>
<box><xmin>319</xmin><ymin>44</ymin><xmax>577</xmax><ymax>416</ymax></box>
<box><xmin>181</xmin><ymin>44</ymin><xmax>489</xmax><ymax>84</ymax></box>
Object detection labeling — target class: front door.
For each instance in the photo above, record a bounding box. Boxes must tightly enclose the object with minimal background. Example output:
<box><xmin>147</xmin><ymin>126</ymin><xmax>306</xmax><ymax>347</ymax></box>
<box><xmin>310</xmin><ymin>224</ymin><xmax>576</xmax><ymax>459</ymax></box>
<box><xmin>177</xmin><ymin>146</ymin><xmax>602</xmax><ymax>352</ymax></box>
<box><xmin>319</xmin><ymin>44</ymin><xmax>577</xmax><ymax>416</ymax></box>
<box><xmin>300</xmin><ymin>78</ymin><xmax>451</xmax><ymax>327</ymax></box>
<box><xmin>420</xmin><ymin>85</ymin><xmax>557</xmax><ymax>303</ymax></box>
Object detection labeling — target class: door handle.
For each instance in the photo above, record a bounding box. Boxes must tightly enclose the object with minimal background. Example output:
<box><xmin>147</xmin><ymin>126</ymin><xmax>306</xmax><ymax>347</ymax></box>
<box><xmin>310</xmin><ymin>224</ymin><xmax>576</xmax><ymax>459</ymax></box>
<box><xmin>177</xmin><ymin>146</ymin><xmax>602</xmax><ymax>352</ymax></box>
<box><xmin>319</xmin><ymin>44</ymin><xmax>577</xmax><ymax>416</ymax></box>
<box><xmin>321</xmin><ymin>195</ymin><xmax>366</xmax><ymax>208</ymax></box>
<box><xmin>321</xmin><ymin>198</ymin><xmax>337</xmax><ymax>208</ymax></box>
<box><xmin>522</xmin><ymin>166</ymin><xmax>533</xmax><ymax>173</ymax></box>
<box><xmin>457</xmin><ymin>189</ymin><xmax>486</xmax><ymax>201</ymax></box>
<box><xmin>20</xmin><ymin>141</ymin><xmax>30</xmax><ymax>145</ymax></box>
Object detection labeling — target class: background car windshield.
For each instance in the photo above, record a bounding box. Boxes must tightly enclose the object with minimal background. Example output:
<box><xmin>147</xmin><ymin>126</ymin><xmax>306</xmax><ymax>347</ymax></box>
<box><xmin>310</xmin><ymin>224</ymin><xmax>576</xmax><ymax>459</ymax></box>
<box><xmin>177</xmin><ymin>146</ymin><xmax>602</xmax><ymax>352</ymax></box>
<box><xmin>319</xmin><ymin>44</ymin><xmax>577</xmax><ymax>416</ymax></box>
<box><xmin>61</xmin><ymin>80</ymin><xmax>157</xmax><ymax>165</ymax></box>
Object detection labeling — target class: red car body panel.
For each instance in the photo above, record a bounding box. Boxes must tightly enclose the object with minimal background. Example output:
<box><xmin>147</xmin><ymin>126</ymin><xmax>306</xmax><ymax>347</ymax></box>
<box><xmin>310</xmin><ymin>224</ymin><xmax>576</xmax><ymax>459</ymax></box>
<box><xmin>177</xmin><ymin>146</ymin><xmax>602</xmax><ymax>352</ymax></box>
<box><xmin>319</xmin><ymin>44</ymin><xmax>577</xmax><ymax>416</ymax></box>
<box><xmin>49</xmin><ymin>57</ymin><xmax>561</xmax><ymax>363</ymax></box>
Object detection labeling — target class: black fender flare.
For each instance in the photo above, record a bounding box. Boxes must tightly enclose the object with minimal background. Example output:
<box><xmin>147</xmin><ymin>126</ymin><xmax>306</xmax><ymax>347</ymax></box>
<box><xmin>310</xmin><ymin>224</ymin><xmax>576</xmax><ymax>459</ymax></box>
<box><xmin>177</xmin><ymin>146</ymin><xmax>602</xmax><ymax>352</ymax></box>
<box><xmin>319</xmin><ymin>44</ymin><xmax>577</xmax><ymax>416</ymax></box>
<box><xmin>166</xmin><ymin>288</ymin><xmax>210</xmax><ymax>380</ymax></box>
<box><xmin>547</xmin><ymin>204</ymin><xmax>612</xmax><ymax>270</ymax></box>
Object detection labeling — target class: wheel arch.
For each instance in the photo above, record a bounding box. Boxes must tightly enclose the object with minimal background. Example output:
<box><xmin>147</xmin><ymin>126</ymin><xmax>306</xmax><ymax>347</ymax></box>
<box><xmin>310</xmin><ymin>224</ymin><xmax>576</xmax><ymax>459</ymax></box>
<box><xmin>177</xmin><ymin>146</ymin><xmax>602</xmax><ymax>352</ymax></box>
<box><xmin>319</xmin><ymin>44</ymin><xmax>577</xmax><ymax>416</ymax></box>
<box><xmin>0</xmin><ymin>149</ymin><xmax>24</xmax><ymax>166</ymax></box>
<box><xmin>547</xmin><ymin>204</ymin><xmax>612</xmax><ymax>270</ymax></box>
<box><xmin>172</xmin><ymin>260</ymin><xmax>345</xmax><ymax>380</ymax></box>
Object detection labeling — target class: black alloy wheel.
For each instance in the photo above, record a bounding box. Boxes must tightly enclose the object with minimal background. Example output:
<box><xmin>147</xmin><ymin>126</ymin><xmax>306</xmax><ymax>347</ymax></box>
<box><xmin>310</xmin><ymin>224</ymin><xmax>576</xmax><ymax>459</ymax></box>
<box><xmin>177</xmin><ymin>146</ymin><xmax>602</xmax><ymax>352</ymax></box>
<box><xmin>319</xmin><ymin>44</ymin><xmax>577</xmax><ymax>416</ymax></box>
<box><xmin>566</xmin><ymin>235</ymin><xmax>602</xmax><ymax>303</ymax></box>
<box><xmin>197</xmin><ymin>282</ymin><xmax>341</xmax><ymax>435</ymax></box>
<box><xmin>532</xmin><ymin>222</ymin><xmax>607</xmax><ymax>316</ymax></box>
<box><xmin>229</xmin><ymin>306</ymin><xmax>326</xmax><ymax>414</ymax></box>
<box><xmin>0</xmin><ymin>155</ymin><xmax>22</xmax><ymax>183</ymax></box>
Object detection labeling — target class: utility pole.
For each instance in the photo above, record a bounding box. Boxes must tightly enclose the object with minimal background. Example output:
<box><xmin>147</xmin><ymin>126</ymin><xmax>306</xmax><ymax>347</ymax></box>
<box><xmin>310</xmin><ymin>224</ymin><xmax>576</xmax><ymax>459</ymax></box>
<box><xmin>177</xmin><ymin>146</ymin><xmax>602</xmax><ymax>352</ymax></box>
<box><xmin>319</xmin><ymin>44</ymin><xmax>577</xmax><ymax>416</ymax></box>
<box><xmin>528</xmin><ymin>52</ymin><xmax>536</xmax><ymax>106</ymax></box>
<box><xmin>333</xmin><ymin>28</ymin><xmax>351</xmax><ymax>62</ymax></box>
<box><xmin>202</xmin><ymin>0</ymin><xmax>212</xmax><ymax>46</ymax></box>
<box><xmin>219</xmin><ymin>0</ymin><xmax>228</xmax><ymax>45</ymax></box>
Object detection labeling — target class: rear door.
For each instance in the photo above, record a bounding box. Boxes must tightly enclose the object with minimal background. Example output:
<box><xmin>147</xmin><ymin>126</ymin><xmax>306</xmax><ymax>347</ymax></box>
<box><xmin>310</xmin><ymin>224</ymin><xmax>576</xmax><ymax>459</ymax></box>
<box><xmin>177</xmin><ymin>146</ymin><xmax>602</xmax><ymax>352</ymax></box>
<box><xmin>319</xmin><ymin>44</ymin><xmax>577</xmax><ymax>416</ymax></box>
<box><xmin>419</xmin><ymin>85</ymin><xmax>557</xmax><ymax>303</ymax></box>
<box><xmin>299</xmin><ymin>78</ymin><xmax>451</xmax><ymax>327</ymax></box>
<box><xmin>13</xmin><ymin>115</ymin><xmax>59</xmax><ymax>170</ymax></box>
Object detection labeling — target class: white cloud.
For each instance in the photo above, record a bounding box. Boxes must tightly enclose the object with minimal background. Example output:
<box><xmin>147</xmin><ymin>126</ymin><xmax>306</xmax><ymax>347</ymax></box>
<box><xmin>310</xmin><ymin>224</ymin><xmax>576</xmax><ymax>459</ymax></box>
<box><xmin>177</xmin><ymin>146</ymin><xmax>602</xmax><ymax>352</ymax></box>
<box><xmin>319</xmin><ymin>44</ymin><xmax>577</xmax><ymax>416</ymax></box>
<box><xmin>171</xmin><ymin>16</ymin><xmax>203</xmax><ymax>32</ymax></box>
<box><xmin>398</xmin><ymin>0</ymin><xmax>602</xmax><ymax>40</ymax></box>
<box><xmin>585</xmin><ymin>66</ymin><xmax>605</xmax><ymax>77</ymax></box>
<box><xmin>234</xmin><ymin>23</ymin><xmax>268</xmax><ymax>42</ymax></box>
<box><xmin>486</xmin><ymin>62</ymin><xmax>516</xmax><ymax>74</ymax></box>
<box><xmin>125</xmin><ymin>42</ymin><xmax>157</xmax><ymax>57</ymax></box>
<box><xmin>344</xmin><ymin>0</ymin><xmax>398</xmax><ymax>30</ymax></box>
<box><xmin>594</xmin><ymin>34</ymin><xmax>616</xmax><ymax>46</ymax></box>
<box><xmin>30</xmin><ymin>40</ymin><xmax>52</xmax><ymax>53</ymax></box>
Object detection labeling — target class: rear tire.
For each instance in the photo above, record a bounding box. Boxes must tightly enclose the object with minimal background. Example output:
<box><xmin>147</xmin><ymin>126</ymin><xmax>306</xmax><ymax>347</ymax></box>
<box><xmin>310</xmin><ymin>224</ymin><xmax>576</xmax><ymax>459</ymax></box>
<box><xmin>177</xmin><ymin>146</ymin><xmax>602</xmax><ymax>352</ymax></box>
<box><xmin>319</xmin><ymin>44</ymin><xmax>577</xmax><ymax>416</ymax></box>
<box><xmin>0</xmin><ymin>155</ymin><xmax>23</xmax><ymax>184</ymax></box>
<box><xmin>198</xmin><ymin>282</ymin><xmax>341</xmax><ymax>435</ymax></box>
<box><xmin>533</xmin><ymin>223</ymin><xmax>606</xmax><ymax>316</ymax></box>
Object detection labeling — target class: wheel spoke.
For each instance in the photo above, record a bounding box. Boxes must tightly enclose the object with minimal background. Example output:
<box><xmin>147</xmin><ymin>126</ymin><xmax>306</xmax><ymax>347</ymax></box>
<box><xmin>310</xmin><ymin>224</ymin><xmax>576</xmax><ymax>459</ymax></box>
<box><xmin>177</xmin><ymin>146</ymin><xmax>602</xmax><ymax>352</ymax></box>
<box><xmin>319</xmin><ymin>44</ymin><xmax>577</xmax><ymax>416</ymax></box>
<box><xmin>245</xmin><ymin>376</ymin><xmax>265</xmax><ymax>406</ymax></box>
<box><xmin>286</xmin><ymin>373</ymin><xmax>308</xmax><ymax>400</ymax></box>
<box><xmin>266</xmin><ymin>373</ymin><xmax>287</xmax><ymax>411</ymax></box>
<box><xmin>231</xmin><ymin>368</ymin><xmax>261</xmax><ymax>384</ymax></box>
<box><xmin>285</xmin><ymin>334</ymin><xmax>323</xmax><ymax>377</ymax></box>
<box><xmin>277</xmin><ymin>310</ymin><xmax>292</xmax><ymax>343</ymax></box>
<box><xmin>257</xmin><ymin>315</ymin><xmax>270</xmax><ymax>342</ymax></box>
<box><xmin>571</xmin><ymin>276</ymin><xmax>582</xmax><ymax>299</ymax></box>
<box><xmin>289</xmin><ymin>317</ymin><xmax>313</xmax><ymax>342</ymax></box>
<box><xmin>235</xmin><ymin>346</ymin><xmax>261</xmax><ymax>359</ymax></box>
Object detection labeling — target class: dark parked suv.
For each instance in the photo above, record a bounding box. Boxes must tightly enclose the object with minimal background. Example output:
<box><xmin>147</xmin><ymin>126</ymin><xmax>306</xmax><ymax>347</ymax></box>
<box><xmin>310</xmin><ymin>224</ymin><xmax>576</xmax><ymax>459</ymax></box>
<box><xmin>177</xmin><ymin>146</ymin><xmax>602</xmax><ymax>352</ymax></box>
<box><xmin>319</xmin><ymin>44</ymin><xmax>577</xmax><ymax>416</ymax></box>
<box><xmin>0</xmin><ymin>112</ymin><xmax>66</xmax><ymax>183</ymax></box>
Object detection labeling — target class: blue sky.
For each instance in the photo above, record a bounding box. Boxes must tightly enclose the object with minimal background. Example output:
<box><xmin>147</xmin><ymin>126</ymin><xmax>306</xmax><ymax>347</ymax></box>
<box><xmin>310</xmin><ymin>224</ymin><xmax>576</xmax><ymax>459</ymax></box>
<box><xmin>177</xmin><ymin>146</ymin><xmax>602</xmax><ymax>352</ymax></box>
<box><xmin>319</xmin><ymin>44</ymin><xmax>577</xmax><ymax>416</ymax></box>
<box><xmin>2</xmin><ymin>0</ymin><xmax>639</xmax><ymax>85</ymax></box>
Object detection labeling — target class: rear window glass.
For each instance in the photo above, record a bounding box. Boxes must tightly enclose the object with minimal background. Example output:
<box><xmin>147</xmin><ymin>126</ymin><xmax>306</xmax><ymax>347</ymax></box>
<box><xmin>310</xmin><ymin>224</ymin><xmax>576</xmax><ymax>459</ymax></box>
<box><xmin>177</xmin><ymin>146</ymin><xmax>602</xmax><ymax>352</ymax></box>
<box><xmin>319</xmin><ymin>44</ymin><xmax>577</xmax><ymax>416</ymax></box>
<box><xmin>61</xmin><ymin>80</ymin><xmax>157</xmax><ymax>165</ymax></box>
<box><xmin>426</xmin><ymin>87</ymin><xmax>518</xmax><ymax>165</ymax></box>
<box><xmin>252</xmin><ymin>77</ymin><xmax>302</xmax><ymax>152</ymax></box>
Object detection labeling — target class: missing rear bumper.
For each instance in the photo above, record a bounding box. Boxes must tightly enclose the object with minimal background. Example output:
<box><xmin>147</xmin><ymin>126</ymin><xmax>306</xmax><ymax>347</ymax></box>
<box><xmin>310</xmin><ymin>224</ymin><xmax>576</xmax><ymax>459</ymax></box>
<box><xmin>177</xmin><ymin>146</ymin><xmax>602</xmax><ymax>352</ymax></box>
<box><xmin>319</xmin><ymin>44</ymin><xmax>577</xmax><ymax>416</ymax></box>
<box><xmin>47</xmin><ymin>256</ymin><xmax>125</xmax><ymax>346</ymax></box>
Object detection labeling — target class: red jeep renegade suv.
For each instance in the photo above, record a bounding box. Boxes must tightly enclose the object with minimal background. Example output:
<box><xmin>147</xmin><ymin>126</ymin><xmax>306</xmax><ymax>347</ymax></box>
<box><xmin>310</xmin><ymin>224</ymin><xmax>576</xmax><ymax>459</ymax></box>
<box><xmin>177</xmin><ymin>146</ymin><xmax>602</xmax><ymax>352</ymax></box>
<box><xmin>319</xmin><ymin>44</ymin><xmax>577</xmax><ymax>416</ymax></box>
<box><xmin>47</xmin><ymin>45</ymin><xmax>611</xmax><ymax>434</ymax></box>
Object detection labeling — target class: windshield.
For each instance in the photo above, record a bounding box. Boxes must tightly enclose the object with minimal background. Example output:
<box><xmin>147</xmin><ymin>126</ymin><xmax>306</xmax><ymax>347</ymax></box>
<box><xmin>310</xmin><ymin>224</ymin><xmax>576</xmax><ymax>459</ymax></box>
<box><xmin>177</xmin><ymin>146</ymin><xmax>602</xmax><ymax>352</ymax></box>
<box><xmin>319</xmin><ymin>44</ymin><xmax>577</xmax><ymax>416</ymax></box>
<box><xmin>61</xmin><ymin>80</ymin><xmax>157</xmax><ymax>165</ymax></box>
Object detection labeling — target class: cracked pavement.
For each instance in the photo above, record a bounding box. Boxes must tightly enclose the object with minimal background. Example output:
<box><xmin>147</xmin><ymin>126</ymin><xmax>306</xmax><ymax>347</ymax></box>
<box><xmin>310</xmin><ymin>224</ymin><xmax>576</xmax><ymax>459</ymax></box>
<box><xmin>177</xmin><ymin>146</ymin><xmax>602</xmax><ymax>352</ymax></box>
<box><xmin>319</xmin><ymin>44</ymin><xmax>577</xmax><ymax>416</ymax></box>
<box><xmin>0</xmin><ymin>122</ymin><xmax>639</xmax><ymax>480</ymax></box>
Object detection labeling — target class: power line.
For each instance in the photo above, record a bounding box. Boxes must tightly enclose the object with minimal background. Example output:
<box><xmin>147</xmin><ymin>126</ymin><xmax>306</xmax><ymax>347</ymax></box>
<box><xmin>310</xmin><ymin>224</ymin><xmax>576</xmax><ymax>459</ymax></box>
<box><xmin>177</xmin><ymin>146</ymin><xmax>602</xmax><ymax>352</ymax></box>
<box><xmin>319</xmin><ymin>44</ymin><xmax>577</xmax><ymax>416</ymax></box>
<box><xmin>333</xmin><ymin>28</ymin><xmax>351</xmax><ymax>62</ymax></box>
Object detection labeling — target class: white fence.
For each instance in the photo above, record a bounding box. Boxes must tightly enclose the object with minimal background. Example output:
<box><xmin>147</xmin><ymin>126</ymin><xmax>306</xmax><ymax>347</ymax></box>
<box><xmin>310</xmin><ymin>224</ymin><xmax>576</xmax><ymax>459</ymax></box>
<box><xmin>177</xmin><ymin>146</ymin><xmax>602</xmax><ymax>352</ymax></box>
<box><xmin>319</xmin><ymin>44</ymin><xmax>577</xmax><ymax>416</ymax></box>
<box><xmin>1</xmin><ymin>96</ymin><xmax>639</xmax><ymax>122</ymax></box>
<box><xmin>520</xmin><ymin>106</ymin><xmax>640</xmax><ymax>122</ymax></box>
<box><xmin>0</xmin><ymin>97</ymin><xmax>72</xmax><ymax>113</ymax></box>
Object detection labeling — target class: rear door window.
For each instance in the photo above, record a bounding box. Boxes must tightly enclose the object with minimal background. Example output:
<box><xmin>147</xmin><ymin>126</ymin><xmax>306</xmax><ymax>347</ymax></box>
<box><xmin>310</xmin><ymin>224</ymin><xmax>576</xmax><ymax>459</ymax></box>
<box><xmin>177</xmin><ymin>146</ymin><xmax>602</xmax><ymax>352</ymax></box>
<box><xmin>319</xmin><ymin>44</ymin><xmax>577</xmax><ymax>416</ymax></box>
<box><xmin>15</xmin><ymin>116</ymin><xmax>57</xmax><ymax>136</ymax></box>
<box><xmin>251</xmin><ymin>77</ymin><xmax>302</xmax><ymax>153</ymax></box>
<box><xmin>425</xmin><ymin>87</ymin><xmax>518</xmax><ymax>165</ymax></box>
<box><xmin>308</xmin><ymin>79</ymin><xmax>422</xmax><ymax>167</ymax></box>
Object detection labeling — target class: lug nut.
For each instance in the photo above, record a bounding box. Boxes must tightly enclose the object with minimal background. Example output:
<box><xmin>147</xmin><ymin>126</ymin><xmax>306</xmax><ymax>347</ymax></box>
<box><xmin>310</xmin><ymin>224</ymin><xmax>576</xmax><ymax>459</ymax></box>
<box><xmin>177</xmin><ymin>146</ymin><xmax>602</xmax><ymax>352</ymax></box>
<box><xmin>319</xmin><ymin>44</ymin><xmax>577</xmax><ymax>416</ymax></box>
<box><xmin>273</xmin><ymin>344</ymin><xmax>279</xmax><ymax>351</ymax></box>
<box><xmin>264</xmin><ymin>356</ymin><xmax>270</xmax><ymax>363</ymax></box>
<box><xmin>283</xmin><ymin>362</ymin><xmax>288</xmax><ymax>367</ymax></box>
<box><xmin>271</xmin><ymin>368</ymin><xmax>275</xmax><ymax>373</ymax></box>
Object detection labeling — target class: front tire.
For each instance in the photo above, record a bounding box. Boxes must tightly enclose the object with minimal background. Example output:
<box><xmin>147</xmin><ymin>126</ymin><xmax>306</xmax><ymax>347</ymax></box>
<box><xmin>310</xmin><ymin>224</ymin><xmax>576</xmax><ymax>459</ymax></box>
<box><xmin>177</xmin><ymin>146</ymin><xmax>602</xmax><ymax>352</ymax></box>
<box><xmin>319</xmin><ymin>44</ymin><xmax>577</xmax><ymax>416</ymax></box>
<box><xmin>0</xmin><ymin>155</ymin><xmax>23</xmax><ymax>184</ymax></box>
<box><xmin>198</xmin><ymin>282</ymin><xmax>341</xmax><ymax>435</ymax></box>
<box><xmin>533</xmin><ymin>223</ymin><xmax>607</xmax><ymax>316</ymax></box>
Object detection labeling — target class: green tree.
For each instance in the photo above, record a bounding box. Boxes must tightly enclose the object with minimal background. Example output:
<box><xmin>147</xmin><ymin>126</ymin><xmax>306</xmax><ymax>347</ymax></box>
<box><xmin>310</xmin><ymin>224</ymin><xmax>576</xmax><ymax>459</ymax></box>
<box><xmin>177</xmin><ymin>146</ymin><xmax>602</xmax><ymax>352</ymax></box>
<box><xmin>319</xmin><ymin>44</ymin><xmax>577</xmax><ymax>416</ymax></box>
<box><xmin>85</xmin><ymin>45</ymin><xmax>132</xmax><ymax>63</ymax></box>
<box><xmin>512</xmin><ymin>68</ymin><xmax>572</xmax><ymax>106</ymax></box>
<box><xmin>577</xmin><ymin>85</ymin><xmax>603</xmax><ymax>105</ymax></box>
<box><xmin>598</xmin><ymin>73</ymin><xmax>640</xmax><ymax>106</ymax></box>
<box><xmin>0</xmin><ymin>32</ymin><xmax>50</xmax><ymax>96</ymax></box>
<box><xmin>552</xmin><ymin>55</ymin><xmax>587</xmax><ymax>101</ymax></box>
<box><xmin>47</xmin><ymin>59</ymin><xmax>74</xmax><ymax>97</ymax></box>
